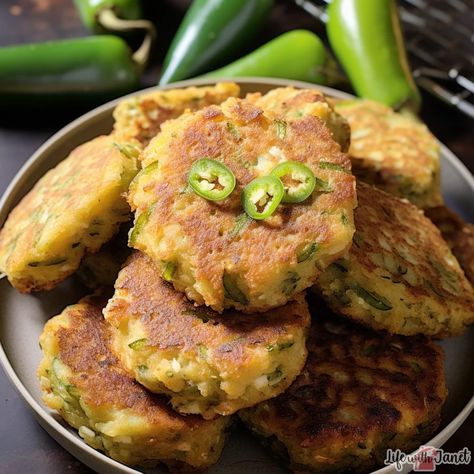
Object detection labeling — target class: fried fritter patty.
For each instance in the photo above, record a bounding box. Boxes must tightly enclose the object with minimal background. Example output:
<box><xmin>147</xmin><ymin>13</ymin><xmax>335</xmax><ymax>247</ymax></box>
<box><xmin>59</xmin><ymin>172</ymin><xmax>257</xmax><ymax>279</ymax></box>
<box><xmin>334</xmin><ymin>99</ymin><xmax>442</xmax><ymax>208</ymax></box>
<box><xmin>112</xmin><ymin>82</ymin><xmax>240</xmax><ymax>149</ymax></box>
<box><xmin>315</xmin><ymin>182</ymin><xmax>474</xmax><ymax>337</ymax></box>
<box><xmin>240</xmin><ymin>310</ymin><xmax>447</xmax><ymax>473</ymax></box>
<box><xmin>0</xmin><ymin>136</ymin><xmax>138</xmax><ymax>293</ymax></box>
<box><xmin>128</xmin><ymin>96</ymin><xmax>356</xmax><ymax>312</ymax></box>
<box><xmin>103</xmin><ymin>251</ymin><xmax>310</xmax><ymax>419</ymax></box>
<box><xmin>247</xmin><ymin>87</ymin><xmax>350</xmax><ymax>152</ymax></box>
<box><xmin>425</xmin><ymin>205</ymin><xmax>474</xmax><ymax>284</ymax></box>
<box><xmin>38</xmin><ymin>295</ymin><xmax>230</xmax><ymax>470</ymax></box>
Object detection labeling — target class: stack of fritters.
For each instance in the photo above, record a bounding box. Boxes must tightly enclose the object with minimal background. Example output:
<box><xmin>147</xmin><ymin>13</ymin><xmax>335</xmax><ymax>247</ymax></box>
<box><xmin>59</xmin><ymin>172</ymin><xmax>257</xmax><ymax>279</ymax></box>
<box><xmin>0</xmin><ymin>83</ymin><xmax>472</xmax><ymax>473</ymax></box>
<box><xmin>241</xmin><ymin>303</ymin><xmax>447</xmax><ymax>473</ymax></box>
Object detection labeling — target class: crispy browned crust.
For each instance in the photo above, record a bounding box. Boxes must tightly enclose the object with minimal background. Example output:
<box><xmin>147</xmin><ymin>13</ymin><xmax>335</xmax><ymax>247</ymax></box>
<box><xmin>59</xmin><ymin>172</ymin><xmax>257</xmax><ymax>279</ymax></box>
<box><xmin>105</xmin><ymin>252</ymin><xmax>310</xmax><ymax>368</ymax></box>
<box><xmin>350</xmin><ymin>182</ymin><xmax>464</xmax><ymax>303</ymax></box>
<box><xmin>425</xmin><ymin>205</ymin><xmax>474</xmax><ymax>284</ymax></box>
<box><xmin>352</xmin><ymin>183</ymin><xmax>471</xmax><ymax>301</ymax></box>
<box><xmin>130</xmin><ymin>97</ymin><xmax>356</xmax><ymax>311</ymax></box>
<box><xmin>56</xmin><ymin>295</ymin><xmax>210</xmax><ymax>429</ymax></box>
<box><xmin>315</xmin><ymin>182</ymin><xmax>474</xmax><ymax>337</ymax></box>
<box><xmin>0</xmin><ymin>135</ymin><xmax>135</xmax><ymax>293</ymax></box>
<box><xmin>241</xmin><ymin>305</ymin><xmax>447</xmax><ymax>473</ymax></box>
<box><xmin>247</xmin><ymin>88</ymin><xmax>351</xmax><ymax>152</ymax></box>
<box><xmin>112</xmin><ymin>83</ymin><xmax>240</xmax><ymax>148</ymax></box>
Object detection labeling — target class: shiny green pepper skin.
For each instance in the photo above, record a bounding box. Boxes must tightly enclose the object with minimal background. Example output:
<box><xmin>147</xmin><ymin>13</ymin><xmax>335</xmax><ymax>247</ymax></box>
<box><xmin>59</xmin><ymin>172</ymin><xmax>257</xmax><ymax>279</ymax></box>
<box><xmin>201</xmin><ymin>30</ymin><xmax>331</xmax><ymax>85</ymax></box>
<box><xmin>270</xmin><ymin>161</ymin><xmax>316</xmax><ymax>203</ymax></box>
<box><xmin>242</xmin><ymin>176</ymin><xmax>284</xmax><ymax>220</ymax></box>
<box><xmin>188</xmin><ymin>158</ymin><xmax>236</xmax><ymax>201</ymax></box>
<box><xmin>0</xmin><ymin>36</ymin><xmax>139</xmax><ymax>109</ymax></box>
<box><xmin>159</xmin><ymin>0</ymin><xmax>274</xmax><ymax>85</ymax></box>
<box><xmin>327</xmin><ymin>0</ymin><xmax>421</xmax><ymax>113</ymax></box>
<box><xmin>74</xmin><ymin>0</ymin><xmax>142</xmax><ymax>33</ymax></box>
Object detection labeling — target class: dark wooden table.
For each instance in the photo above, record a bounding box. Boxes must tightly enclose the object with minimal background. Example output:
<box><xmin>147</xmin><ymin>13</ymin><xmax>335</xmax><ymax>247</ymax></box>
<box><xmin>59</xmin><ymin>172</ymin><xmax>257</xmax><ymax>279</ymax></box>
<box><xmin>0</xmin><ymin>1</ymin><xmax>472</xmax><ymax>473</ymax></box>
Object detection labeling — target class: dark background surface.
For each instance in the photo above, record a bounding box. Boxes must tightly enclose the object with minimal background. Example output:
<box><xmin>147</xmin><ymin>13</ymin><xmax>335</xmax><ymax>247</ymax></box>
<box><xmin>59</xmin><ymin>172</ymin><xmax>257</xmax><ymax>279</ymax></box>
<box><xmin>0</xmin><ymin>1</ymin><xmax>472</xmax><ymax>473</ymax></box>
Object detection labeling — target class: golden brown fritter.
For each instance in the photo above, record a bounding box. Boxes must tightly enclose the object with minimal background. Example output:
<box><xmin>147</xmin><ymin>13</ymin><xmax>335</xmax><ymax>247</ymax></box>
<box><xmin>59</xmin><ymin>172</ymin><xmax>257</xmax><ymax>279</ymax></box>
<box><xmin>38</xmin><ymin>295</ymin><xmax>230</xmax><ymax>470</ymax></box>
<box><xmin>246</xmin><ymin>87</ymin><xmax>351</xmax><ymax>152</ymax></box>
<box><xmin>240</xmin><ymin>308</ymin><xmax>447</xmax><ymax>473</ymax></box>
<box><xmin>112</xmin><ymin>82</ymin><xmax>240</xmax><ymax>149</ymax></box>
<box><xmin>315</xmin><ymin>182</ymin><xmax>474</xmax><ymax>337</ymax></box>
<box><xmin>0</xmin><ymin>136</ymin><xmax>138</xmax><ymax>293</ymax></box>
<box><xmin>103</xmin><ymin>251</ymin><xmax>310</xmax><ymax>419</ymax></box>
<box><xmin>128</xmin><ymin>96</ymin><xmax>356</xmax><ymax>313</ymax></box>
<box><xmin>425</xmin><ymin>205</ymin><xmax>474</xmax><ymax>284</ymax></box>
<box><xmin>334</xmin><ymin>99</ymin><xmax>442</xmax><ymax>208</ymax></box>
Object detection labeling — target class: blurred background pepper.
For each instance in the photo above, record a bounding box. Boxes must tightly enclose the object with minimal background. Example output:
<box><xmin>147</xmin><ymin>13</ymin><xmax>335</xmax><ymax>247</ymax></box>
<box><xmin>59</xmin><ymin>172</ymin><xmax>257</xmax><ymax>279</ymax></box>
<box><xmin>0</xmin><ymin>36</ymin><xmax>139</xmax><ymax>109</ymax></box>
<box><xmin>200</xmin><ymin>29</ymin><xmax>335</xmax><ymax>85</ymax></box>
<box><xmin>326</xmin><ymin>0</ymin><xmax>421</xmax><ymax>113</ymax></box>
<box><xmin>74</xmin><ymin>0</ymin><xmax>142</xmax><ymax>33</ymax></box>
<box><xmin>159</xmin><ymin>0</ymin><xmax>274</xmax><ymax>85</ymax></box>
<box><xmin>0</xmin><ymin>0</ymin><xmax>472</xmax><ymax>122</ymax></box>
<box><xmin>0</xmin><ymin>0</ymin><xmax>154</xmax><ymax>111</ymax></box>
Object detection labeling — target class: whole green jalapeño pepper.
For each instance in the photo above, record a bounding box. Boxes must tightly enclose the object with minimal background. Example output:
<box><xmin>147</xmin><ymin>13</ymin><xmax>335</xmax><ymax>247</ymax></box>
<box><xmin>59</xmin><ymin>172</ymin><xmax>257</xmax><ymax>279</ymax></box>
<box><xmin>188</xmin><ymin>159</ymin><xmax>236</xmax><ymax>201</ymax></box>
<box><xmin>201</xmin><ymin>30</ymin><xmax>334</xmax><ymax>85</ymax></box>
<box><xmin>242</xmin><ymin>176</ymin><xmax>284</xmax><ymax>220</ymax></box>
<box><xmin>74</xmin><ymin>0</ymin><xmax>142</xmax><ymax>33</ymax></box>
<box><xmin>0</xmin><ymin>36</ymin><xmax>139</xmax><ymax>109</ymax></box>
<box><xmin>270</xmin><ymin>161</ymin><xmax>316</xmax><ymax>203</ymax></box>
<box><xmin>327</xmin><ymin>0</ymin><xmax>421</xmax><ymax>113</ymax></box>
<box><xmin>159</xmin><ymin>0</ymin><xmax>274</xmax><ymax>85</ymax></box>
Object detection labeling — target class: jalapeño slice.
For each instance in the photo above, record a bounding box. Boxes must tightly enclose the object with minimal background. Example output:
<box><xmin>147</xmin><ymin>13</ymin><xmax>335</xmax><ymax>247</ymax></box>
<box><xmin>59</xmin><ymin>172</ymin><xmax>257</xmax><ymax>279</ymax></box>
<box><xmin>188</xmin><ymin>158</ymin><xmax>236</xmax><ymax>201</ymax></box>
<box><xmin>270</xmin><ymin>161</ymin><xmax>316</xmax><ymax>203</ymax></box>
<box><xmin>242</xmin><ymin>175</ymin><xmax>284</xmax><ymax>220</ymax></box>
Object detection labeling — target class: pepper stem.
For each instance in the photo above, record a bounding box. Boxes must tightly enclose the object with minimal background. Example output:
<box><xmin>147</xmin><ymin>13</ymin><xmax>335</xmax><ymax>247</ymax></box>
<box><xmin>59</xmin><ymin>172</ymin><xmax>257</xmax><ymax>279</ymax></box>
<box><xmin>97</xmin><ymin>9</ymin><xmax>156</xmax><ymax>71</ymax></box>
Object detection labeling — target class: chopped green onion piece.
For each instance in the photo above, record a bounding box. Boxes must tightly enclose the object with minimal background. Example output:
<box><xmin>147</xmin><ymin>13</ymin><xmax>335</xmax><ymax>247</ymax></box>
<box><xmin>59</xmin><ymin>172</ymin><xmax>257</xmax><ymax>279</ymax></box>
<box><xmin>162</xmin><ymin>261</ymin><xmax>176</xmax><ymax>282</ymax></box>
<box><xmin>318</xmin><ymin>161</ymin><xmax>348</xmax><ymax>172</ymax></box>
<box><xmin>314</xmin><ymin>176</ymin><xmax>333</xmax><ymax>192</ymax></box>
<box><xmin>275</xmin><ymin>119</ymin><xmax>287</xmax><ymax>139</ymax></box>
<box><xmin>128</xmin><ymin>338</ymin><xmax>148</xmax><ymax>350</ymax></box>
<box><xmin>242</xmin><ymin>175</ymin><xmax>284</xmax><ymax>220</ymax></box>
<box><xmin>277</xmin><ymin>341</ymin><xmax>294</xmax><ymax>351</ymax></box>
<box><xmin>226</xmin><ymin>122</ymin><xmax>240</xmax><ymax>140</ymax></box>
<box><xmin>270</xmin><ymin>161</ymin><xmax>316</xmax><ymax>203</ymax></box>
<box><xmin>129</xmin><ymin>205</ymin><xmax>155</xmax><ymax>247</ymax></box>
<box><xmin>297</xmin><ymin>242</ymin><xmax>319</xmax><ymax>263</ymax></box>
<box><xmin>267</xmin><ymin>341</ymin><xmax>293</xmax><ymax>352</ymax></box>
<box><xmin>28</xmin><ymin>257</ymin><xmax>67</xmax><ymax>267</ymax></box>
<box><xmin>182</xmin><ymin>308</ymin><xmax>212</xmax><ymax>323</ymax></box>
<box><xmin>113</xmin><ymin>142</ymin><xmax>140</xmax><ymax>160</ymax></box>
<box><xmin>129</xmin><ymin>160</ymin><xmax>158</xmax><ymax>194</ymax></box>
<box><xmin>223</xmin><ymin>271</ymin><xmax>248</xmax><ymax>305</ymax></box>
<box><xmin>353</xmin><ymin>286</ymin><xmax>392</xmax><ymax>311</ymax></box>
<box><xmin>267</xmin><ymin>366</ymin><xmax>283</xmax><ymax>385</ymax></box>
<box><xmin>282</xmin><ymin>271</ymin><xmax>301</xmax><ymax>296</ymax></box>
<box><xmin>198</xmin><ymin>344</ymin><xmax>208</xmax><ymax>358</ymax></box>
<box><xmin>188</xmin><ymin>158</ymin><xmax>236</xmax><ymax>201</ymax></box>
<box><xmin>332</xmin><ymin>260</ymin><xmax>349</xmax><ymax>273</ymax></box>
<box><xmin>229</xmin><ymin>213</ymin><xmax>252</xmax><ymax>237</ymax></box>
